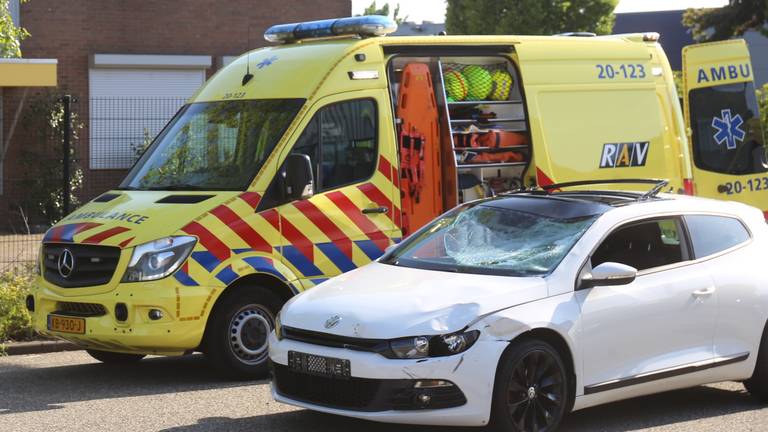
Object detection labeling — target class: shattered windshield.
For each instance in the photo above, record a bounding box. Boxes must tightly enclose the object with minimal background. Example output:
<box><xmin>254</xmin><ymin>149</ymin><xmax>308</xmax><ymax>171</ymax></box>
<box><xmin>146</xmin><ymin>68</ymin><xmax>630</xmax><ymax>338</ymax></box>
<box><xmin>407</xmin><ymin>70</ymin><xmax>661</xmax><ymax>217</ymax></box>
<box><xmin>382</xmin><ymin>203</ymin><xmax>597</xmax><ymax>276</ymax></box>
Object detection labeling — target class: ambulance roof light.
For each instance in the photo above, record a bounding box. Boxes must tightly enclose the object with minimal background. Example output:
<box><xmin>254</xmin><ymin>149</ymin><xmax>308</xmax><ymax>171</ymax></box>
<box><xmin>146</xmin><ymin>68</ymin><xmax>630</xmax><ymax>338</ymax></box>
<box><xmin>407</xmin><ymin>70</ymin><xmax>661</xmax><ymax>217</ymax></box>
<box><xmin>264</xmin><ymin>16</ymin><xmax>398</xmax><ymax>43</ymax></box>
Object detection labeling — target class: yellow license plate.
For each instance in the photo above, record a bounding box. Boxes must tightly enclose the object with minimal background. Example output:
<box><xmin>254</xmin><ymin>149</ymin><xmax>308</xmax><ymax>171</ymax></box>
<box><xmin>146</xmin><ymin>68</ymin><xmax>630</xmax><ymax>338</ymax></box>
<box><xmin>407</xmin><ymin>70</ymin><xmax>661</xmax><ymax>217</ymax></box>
<box><xmin>47</xmin><ymin>315</ymin><xmax>85</xmax><ymax>334</ymax></box>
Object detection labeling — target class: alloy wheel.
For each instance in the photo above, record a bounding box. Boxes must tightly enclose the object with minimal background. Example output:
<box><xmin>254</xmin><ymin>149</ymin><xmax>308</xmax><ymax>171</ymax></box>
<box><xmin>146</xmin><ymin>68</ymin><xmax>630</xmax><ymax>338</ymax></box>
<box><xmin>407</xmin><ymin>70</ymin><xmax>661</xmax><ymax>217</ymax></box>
<box><xmin>505</xmin><ymin>348</ymin><xmax>566</xmax><ymax>432</ymax></box>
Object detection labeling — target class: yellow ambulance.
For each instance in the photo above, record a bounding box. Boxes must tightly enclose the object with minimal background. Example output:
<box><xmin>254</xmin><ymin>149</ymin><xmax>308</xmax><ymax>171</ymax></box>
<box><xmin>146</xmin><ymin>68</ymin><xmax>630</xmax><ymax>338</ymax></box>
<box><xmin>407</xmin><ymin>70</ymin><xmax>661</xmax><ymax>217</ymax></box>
<box><xmin>28</xmin><ymin>16</ymin><xmax>766</xmax><ymax>378</ymax></box>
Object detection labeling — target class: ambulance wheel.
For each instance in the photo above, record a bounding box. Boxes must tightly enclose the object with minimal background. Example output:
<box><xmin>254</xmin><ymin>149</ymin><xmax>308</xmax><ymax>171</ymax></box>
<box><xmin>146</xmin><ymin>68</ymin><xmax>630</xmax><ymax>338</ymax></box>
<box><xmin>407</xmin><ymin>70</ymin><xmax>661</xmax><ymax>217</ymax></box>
<box><xmin>204</xmin><ymin>286</ymin><xmax>281</xmax><ymax>380</ymax></box>
<box><xmin>86</xmin><ymin>349</ymin><xmax>146</xmax><ymax>363</ymax></box>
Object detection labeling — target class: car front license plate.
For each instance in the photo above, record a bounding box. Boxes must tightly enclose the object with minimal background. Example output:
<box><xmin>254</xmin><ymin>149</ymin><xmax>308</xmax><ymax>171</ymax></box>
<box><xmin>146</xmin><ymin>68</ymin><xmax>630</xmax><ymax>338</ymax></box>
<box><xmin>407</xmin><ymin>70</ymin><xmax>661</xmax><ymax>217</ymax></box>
<box><xmin>47</xmin><ymin>315</ymin><xmax>85</xmax><ymax>334</ymax></box>
<box><xmin>288</xmin><ymin>350</ymin><xmax>351</xmax><ymax>379</ymax></box>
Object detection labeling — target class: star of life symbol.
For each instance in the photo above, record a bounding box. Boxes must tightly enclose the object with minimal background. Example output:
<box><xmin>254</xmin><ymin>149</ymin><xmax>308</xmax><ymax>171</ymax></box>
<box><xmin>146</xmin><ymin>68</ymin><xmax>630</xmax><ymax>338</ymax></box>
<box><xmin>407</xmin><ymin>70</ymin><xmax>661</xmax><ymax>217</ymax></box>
<box><xmin>712</xmin><ymin>109</ymin><xmax>746</xmax><ymax>150</ymax></box>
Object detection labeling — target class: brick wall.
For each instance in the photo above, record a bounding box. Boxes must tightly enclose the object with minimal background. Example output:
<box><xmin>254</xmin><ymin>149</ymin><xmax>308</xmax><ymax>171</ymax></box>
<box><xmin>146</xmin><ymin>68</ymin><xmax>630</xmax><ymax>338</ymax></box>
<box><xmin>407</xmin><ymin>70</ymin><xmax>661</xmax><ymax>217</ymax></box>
<box><xmin>0</xmin><ymin>0</ymin><xmax>350</xmax><ymax>230</ymax></box>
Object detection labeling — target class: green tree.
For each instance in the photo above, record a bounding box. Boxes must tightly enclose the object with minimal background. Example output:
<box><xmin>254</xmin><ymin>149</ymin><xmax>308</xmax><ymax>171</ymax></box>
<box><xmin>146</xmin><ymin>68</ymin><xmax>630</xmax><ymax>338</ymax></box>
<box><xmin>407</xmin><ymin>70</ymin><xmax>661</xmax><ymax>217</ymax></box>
<box><xmin>759</xmin><ymin>84</ymin><xmax>768</xmax><ymax>139</ymax></box>
<box><xmin>446</xmin><ymin>0</ymin><xmax>618</xmax><ymax>36</ymax></box>
<box><xmin>683</xmin><ymin>0</ymin><xmax>767</xmax><ymax>42</ymax></box>
<box><xmin>361</xmin><ymin>1</ymin><xmax>406</xmax><ymax>24</ymax></box>
<box><xmin>0</xmin><ymin>0</ymin><xmax>29</xmax><ymax>58</ymax></box>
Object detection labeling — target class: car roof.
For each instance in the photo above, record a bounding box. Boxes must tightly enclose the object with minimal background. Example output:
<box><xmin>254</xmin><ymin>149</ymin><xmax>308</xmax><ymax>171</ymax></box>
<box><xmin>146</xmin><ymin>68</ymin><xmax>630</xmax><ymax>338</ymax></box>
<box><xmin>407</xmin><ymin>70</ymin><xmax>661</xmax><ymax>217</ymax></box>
<box><xmin>482</xmin><ymin>189</ymin><xmax>761</xmax><ymax>224</ymax></box>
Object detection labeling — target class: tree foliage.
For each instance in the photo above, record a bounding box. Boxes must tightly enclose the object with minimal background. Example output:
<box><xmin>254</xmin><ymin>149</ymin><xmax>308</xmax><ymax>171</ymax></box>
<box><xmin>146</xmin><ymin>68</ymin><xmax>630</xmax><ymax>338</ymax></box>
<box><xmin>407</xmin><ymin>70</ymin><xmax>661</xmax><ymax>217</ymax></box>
<box><xmin>361</xmin><ymin>1</ymin><xmax>406</xmax><ymax>24</ymax></box>
<box><xmin>0</xmin><ymin>0</ymin><xmax>29</xmax><ymax>58</ymax></box>
<box><xmin>445</xmin><ymin>0</ymin><xmax>618</xmax><ymax>36</ymax></box>
<box><xmin>683</xmin><ymin>0</ymin><xmax>767</xmax><ymax>42</ymax></box>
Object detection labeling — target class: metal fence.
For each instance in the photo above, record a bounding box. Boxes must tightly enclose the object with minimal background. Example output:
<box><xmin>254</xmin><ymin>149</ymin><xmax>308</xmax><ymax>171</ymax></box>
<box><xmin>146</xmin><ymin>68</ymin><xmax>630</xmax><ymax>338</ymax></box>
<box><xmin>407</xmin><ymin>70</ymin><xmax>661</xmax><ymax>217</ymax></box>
<box><xmin>0</xmin><ymin>95</ymin><xmax>186</xmax><ymax>270</ymax></box>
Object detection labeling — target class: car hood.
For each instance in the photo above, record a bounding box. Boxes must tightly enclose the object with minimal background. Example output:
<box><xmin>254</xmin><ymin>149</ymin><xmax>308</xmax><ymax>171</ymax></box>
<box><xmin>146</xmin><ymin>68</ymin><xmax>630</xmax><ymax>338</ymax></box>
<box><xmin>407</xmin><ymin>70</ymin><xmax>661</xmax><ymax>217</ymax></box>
<box><xmin>43</xmin><ymin>190</ymin><xmax>239</xmax><ymax>248</ymax></box>
<box><xmin>281</xmin><ymin>262</ymin><xmax>548</xmax><ymax>340</ymax></box>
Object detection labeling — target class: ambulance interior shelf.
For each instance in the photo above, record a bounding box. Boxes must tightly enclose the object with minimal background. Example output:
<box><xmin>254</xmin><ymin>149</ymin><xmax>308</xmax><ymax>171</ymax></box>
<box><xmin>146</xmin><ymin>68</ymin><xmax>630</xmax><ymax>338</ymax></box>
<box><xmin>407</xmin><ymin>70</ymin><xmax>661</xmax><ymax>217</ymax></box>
<box><xmin>388</xmin><ymin>54</ymin><xmax>531</xmax><ymax>234</ymax></box>
<box><xmin>439</xmin><ymin>58</ymin><xmax>531</xmax><ymax>203</ymax></box>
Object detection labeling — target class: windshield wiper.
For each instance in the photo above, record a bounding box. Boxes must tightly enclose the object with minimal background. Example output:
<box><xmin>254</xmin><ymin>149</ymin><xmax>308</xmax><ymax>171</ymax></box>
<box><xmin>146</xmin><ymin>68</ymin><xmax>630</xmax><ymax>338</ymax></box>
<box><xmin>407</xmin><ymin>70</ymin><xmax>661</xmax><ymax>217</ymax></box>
<box><xmin>145</xmin><ymin>184</ymin><xmax>208</xmax><ymax>191</ymax></box>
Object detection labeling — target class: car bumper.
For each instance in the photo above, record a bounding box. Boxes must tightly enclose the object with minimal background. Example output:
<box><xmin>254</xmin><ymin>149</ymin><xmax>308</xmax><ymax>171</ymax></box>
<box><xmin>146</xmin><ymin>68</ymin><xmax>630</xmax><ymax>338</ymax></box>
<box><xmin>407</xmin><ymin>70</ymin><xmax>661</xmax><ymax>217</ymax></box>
<box><xmin>30</xmin><ymin>276</ymin><xmax>219</xmax><ymax>356</ymax></box>
<box><xmin>268</xmin><ymin>332</ymin><xmax>507</xmax><ymax>427</ymax></box>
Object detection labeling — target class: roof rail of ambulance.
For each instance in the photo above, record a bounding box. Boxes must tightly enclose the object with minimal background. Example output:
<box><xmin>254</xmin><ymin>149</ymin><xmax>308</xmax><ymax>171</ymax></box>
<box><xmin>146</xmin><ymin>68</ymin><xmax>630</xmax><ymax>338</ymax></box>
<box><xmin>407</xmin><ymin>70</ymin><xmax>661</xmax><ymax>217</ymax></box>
<box><xmin>599</xmin><ymin>32</ymin><xmax>661</xmax><ymax>42</ymax></box>
<box><xmin>264</xmin><ymin>15</ymin><xmax>398</xmax><ymax>44</ymax></box>
<box><xmin>555</xmin><ymin>32</ymin><xmax>596</xmax><ymax>37</ymax></box>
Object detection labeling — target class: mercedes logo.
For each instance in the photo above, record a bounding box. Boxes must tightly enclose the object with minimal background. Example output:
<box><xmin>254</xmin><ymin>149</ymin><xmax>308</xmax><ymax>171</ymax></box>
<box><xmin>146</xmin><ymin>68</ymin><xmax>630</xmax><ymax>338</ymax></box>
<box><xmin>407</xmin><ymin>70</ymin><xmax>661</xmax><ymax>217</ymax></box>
<box><xmin>324</xmin><ymin>314</ymin><xmax>342</xmax><ymax>329</ymax></box>
<box><xmin>58</xmin><ymin>249</ymin><xmax>75</xmax><ymax>278</ymax></box>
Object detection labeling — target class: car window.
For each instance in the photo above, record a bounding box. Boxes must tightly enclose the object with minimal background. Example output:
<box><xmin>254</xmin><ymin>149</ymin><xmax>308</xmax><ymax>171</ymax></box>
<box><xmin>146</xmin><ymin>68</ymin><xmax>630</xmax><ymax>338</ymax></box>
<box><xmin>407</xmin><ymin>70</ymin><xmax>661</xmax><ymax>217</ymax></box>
<box><xmin>591</xmin><ymin>218</ymin><xmax>686</xmax><ymax>272</ymax></box>
<box><xmin>290</xmin><ymin>99</ymin><xmax>378</xmax><ymax>192</ymax></box>
<box><xmin>382</xmin><ymin>202</ymin><xmax>598</xmax><ymax>276</ymax></box>
<box><xmin>685</xmin><ymin>215</ymin><xmax>750</xmax><ymax>258</ymax></box>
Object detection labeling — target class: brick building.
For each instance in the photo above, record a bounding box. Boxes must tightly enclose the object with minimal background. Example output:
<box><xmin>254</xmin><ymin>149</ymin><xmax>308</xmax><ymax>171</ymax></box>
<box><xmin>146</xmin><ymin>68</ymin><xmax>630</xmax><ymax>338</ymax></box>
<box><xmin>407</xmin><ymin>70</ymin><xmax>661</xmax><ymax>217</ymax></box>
<box><xmin>0</xmin><ymin>0</ymin><xmax>350</xmax><ymax>230</ymax></box>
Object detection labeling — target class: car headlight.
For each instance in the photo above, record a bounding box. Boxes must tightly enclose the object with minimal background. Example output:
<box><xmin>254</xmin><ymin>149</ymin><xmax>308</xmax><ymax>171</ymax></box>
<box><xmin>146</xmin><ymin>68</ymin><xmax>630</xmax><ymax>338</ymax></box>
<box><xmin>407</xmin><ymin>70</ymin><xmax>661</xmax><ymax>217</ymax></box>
<box><xmin>121</xmin><ymin>236</ymin><xmax>197</xmax><ymax>282</ymax></box>
<box><xmin>389</xmin><ymin>336</ymin><xmax>431</xmax><ymax>359</ymax></box>
<box><xmin>274</xmin><ymin>311</ymin><xmax>283</xmax><ymax>340</ymax></box>
<box><xmin>383</xmin><ymin>330</ymin><xmax>480</xmax><ymax>359</ymax></box>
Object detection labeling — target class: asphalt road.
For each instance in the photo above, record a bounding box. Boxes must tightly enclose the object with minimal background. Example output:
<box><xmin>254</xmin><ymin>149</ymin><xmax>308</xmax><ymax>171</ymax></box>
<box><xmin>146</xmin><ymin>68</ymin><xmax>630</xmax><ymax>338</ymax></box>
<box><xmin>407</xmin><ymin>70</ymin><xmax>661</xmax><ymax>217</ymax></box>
<box><xmin>1</xmin><ymin>351</ymin><xmax>768</xmax><ymax>432</ymax></box>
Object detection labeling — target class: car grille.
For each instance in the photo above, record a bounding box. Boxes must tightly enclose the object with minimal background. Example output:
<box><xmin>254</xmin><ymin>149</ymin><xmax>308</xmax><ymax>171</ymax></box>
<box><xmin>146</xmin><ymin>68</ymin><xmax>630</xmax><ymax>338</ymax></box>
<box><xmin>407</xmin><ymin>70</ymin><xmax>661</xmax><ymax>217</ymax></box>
<box><xmin>55</xmin><ymin>301</ymin><xmax>107</xmax><ymax>317</ymax></box>
<box><xmin>272</xmin><ymin>363</ymin><xmax>467</xmax><ymax>411</ymax></box>
<box><xmin>43</xmin><ymin>243</ymin><xmax>121</xmax><ymax>288</ymax></box>
<box><xmin>281</xmin><ymin>326</ymin><xmax>385</xmax><ymax>352</ymax></box>
<box><xmin>273</xmin><ymin>363</ymin><xmax>380</xmax><ymax>410</ymax></box>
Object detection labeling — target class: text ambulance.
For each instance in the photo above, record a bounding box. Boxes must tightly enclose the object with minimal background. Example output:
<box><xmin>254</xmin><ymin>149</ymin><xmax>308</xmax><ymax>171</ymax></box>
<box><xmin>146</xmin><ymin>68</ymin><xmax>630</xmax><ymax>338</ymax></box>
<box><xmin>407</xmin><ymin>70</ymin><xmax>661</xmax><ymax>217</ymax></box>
<box><xmin>29</xmin><ymin>16</ymin><xmax>766</xmax><ymax>378</ymax></box>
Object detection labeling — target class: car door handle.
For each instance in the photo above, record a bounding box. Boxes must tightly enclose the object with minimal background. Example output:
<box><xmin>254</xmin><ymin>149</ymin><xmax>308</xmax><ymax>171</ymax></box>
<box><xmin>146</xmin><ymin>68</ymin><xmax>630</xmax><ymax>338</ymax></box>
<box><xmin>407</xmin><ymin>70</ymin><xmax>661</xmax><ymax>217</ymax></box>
<box><xmin>692</xmin><ymin>287</ymin><xmax>716</xmax><ymax>297</ymax></box>
<box><xmin>362</xmin><ymin>206</ymin><xmax>389</xmax><ymax>215</ymax></box>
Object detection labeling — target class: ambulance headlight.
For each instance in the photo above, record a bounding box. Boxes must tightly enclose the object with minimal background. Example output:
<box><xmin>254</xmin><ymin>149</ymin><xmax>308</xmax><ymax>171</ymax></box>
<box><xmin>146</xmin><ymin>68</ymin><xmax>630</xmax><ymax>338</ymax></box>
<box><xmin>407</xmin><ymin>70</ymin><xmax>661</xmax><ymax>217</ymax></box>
<box><xmin>122</xmin><ymin>236</ymin><xmax>197</xmax><ymax>282</ymax></box>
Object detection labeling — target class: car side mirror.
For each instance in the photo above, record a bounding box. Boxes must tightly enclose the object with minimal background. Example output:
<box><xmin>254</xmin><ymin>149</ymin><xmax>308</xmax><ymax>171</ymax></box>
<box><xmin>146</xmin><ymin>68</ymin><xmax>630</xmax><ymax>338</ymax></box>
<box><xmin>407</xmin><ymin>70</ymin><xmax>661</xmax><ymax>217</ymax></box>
<box><xmin>282</xmin><ymin>153</ymin><xmax>314</xmax><ymax>201</ymax></box>
<box><xmin>580</xmin><ymin>262</ymin><xmax>637</xmax><ymax>289</ymax></box>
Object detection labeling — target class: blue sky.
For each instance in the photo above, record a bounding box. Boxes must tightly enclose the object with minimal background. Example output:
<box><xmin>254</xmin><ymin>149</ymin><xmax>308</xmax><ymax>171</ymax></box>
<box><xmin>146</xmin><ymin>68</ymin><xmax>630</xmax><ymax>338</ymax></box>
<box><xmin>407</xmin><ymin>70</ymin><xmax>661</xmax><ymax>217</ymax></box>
<box><xmin>351</xmin><ymin>0</ymin><xmax>730</xmax><ymax>23</ymax></box>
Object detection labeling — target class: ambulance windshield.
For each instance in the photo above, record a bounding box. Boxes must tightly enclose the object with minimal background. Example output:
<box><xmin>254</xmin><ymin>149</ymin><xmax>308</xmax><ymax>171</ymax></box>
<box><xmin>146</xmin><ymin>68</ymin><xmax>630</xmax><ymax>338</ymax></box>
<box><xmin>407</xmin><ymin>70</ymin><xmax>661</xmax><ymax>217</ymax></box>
<box><xmin>120</xmin><ymin>99</ymin><xmax>304</xmax><ymax>191</ymax></box>
<box><xmin>381</xmin><ymin>199</ymin><xmax>599</xmax><ymax>277</ymax></box>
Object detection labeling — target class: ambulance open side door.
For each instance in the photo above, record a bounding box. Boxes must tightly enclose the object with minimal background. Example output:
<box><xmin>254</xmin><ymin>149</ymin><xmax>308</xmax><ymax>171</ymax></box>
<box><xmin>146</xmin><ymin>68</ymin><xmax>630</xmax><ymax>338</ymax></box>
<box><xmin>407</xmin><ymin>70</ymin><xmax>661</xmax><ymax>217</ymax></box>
<box><xmin>682</xmin><ymin>39</ymin><xmax>768</xmax><ymax>213</ymax></box>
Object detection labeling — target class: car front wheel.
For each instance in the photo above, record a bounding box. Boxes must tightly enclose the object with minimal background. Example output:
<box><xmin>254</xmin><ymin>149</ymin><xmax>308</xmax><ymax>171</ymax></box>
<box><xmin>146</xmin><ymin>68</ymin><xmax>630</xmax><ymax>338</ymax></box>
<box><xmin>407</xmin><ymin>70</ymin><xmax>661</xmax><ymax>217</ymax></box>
<box><xmin>491</xmin><ymin>339</ymin><xmax>570</xmax><ymax>432</ymax></box>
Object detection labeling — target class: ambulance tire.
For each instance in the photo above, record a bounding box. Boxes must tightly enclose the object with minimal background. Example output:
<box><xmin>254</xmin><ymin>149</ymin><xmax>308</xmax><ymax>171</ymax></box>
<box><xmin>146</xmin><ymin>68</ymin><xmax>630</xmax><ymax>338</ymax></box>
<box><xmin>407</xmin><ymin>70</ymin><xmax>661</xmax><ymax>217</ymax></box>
<box><xmin>86</xmin><ymin>349</ymin><xmax>146</xmax><ymax>363</ymax></box>
<box><xmin>204</xmin><ymin>286</ymin><xmax>282</xmax><ymax>380</ymax></box>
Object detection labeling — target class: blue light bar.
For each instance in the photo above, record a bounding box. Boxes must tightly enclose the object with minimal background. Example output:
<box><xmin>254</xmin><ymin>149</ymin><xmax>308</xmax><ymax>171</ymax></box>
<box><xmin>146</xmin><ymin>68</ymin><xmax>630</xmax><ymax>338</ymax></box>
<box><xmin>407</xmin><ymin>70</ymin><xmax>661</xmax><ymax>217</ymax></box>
<box><xmin>264</xmin><ymin>15</ymin><xmax>397</xmax><ymax>43</ymax></box>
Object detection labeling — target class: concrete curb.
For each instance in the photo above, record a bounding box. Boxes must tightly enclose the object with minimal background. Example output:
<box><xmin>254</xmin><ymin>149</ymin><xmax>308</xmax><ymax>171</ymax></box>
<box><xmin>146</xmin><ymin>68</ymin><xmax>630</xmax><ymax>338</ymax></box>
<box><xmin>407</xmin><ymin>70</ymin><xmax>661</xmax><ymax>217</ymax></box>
<box><xmin>2</xmin><ymin>340</ymin><xmax>81</xmax><ymax>356</ymax></box>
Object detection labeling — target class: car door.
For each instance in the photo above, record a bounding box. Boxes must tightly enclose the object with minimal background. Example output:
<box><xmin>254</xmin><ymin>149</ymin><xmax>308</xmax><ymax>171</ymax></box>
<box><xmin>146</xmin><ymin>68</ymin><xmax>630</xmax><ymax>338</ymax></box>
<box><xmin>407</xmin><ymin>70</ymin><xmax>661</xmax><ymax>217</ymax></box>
<box><xmin>268</xmin><ymin>92</ymin><xmax>400</xmax><ymax>288</ymax></box>
<box><xmin>682</xmin><ymin>40</ymin><xmax>768</xmax><ymax>214</ymax></box>
<box><xmin>685</xmin><ymin>214</ymin><xmax>759</xmax><ymax>370</ymax></box>
<box><xmin>576</xmin><ymin>216</ymin><xmax>717</xmax><ymax>394</ymax></box>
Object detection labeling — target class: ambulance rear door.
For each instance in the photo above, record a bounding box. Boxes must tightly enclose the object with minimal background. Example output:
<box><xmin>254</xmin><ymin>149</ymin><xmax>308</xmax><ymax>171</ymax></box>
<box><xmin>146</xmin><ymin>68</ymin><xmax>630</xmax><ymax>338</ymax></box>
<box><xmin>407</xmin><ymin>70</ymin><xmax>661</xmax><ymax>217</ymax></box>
<box><xmin>682</xmin><ymin>39</ymin><xmax>768</xmax><ymax>212</ymax></box>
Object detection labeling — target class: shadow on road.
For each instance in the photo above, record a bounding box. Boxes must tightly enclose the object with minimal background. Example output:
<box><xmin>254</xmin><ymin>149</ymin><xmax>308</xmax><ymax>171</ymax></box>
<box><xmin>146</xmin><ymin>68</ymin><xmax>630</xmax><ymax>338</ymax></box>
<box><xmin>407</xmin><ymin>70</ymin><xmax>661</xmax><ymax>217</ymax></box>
<box><xmin>160</xmin><ymin>383</ymin><xmax>763</xmax><ymax>432</ymax></box>
<box><xmin>0</xmin><ymin>354</ymin><xmax>256</xmax><ymax>414</ymax></box>
<box><xmin>1</xmin><ymin>352</ymin><xmax>764</xmax><ymax>431</ymax></box>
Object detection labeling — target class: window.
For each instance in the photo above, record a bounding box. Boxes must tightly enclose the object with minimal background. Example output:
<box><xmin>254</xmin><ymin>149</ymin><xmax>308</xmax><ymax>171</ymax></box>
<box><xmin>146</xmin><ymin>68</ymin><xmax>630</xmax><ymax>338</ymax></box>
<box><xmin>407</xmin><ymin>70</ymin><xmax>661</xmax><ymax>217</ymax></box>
<box><xmin>685</xmin><ymin>215</ymin><xmax>750</xmax><ymax>258</ymax></box>
<box><xmin>290</xmin><ymin>99</ymin><xmax>378</xmax><ymax>192</ymax></box>
<box><xmin>591</xmin><ymin>218</ymin><xmax>686</xmax><ymax>272</ymax></box>
<box><xmin>381</xmin><ymin>202</ymin><xmax>597</xmax><ymax>276</ymax></box>
<box><xmin>689</xmin><ymin>82</ymin><xmax>767</xmax><ymax>175</ymax></box>
<box><xmin>121</xmin><ymin>99</ymin><xmax>304</xmax><ymax>190</ymax></box>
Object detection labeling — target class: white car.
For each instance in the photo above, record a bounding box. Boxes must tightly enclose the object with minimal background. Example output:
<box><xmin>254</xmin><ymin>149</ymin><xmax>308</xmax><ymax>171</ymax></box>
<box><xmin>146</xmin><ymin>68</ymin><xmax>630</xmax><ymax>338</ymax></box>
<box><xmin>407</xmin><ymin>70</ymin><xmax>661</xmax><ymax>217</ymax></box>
<box><xmin>268</xmin><ymin>182</ymin><xmax>768</xmax><ymax>432</ymax></box>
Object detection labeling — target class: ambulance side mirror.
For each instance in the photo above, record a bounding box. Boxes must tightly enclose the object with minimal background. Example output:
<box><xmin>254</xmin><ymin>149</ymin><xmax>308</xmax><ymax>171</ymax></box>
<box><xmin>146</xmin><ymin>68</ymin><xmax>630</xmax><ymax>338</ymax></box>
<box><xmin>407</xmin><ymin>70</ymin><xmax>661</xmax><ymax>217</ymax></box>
<box><xmin>283</xmin><ymin>153</ymin><xmax>315</xmax><ymax>201</ymax></box>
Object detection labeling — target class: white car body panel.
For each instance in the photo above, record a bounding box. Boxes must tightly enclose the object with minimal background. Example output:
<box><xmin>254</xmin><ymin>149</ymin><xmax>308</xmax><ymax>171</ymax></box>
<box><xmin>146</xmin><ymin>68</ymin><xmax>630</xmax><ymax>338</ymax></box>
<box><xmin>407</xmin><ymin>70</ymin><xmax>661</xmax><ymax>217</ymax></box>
<box><xmin>269</xmin><ymin>193</ymin><xmax>768</xmax><ymax>427</ymax></box>
<box><xmin>280</xmin><ymin>261</ymin><xmax>548</xmax><ymax>339</ymax></box>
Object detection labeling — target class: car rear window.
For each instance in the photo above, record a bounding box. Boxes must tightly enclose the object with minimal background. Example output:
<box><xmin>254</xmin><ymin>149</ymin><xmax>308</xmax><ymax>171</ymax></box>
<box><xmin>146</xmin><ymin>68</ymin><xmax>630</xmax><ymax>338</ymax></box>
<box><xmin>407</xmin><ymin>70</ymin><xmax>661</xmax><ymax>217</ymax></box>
<box><xmin>685</xmin><ymin>215</ymin><xmax>750</xmax><ymax>258</ymax></box>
